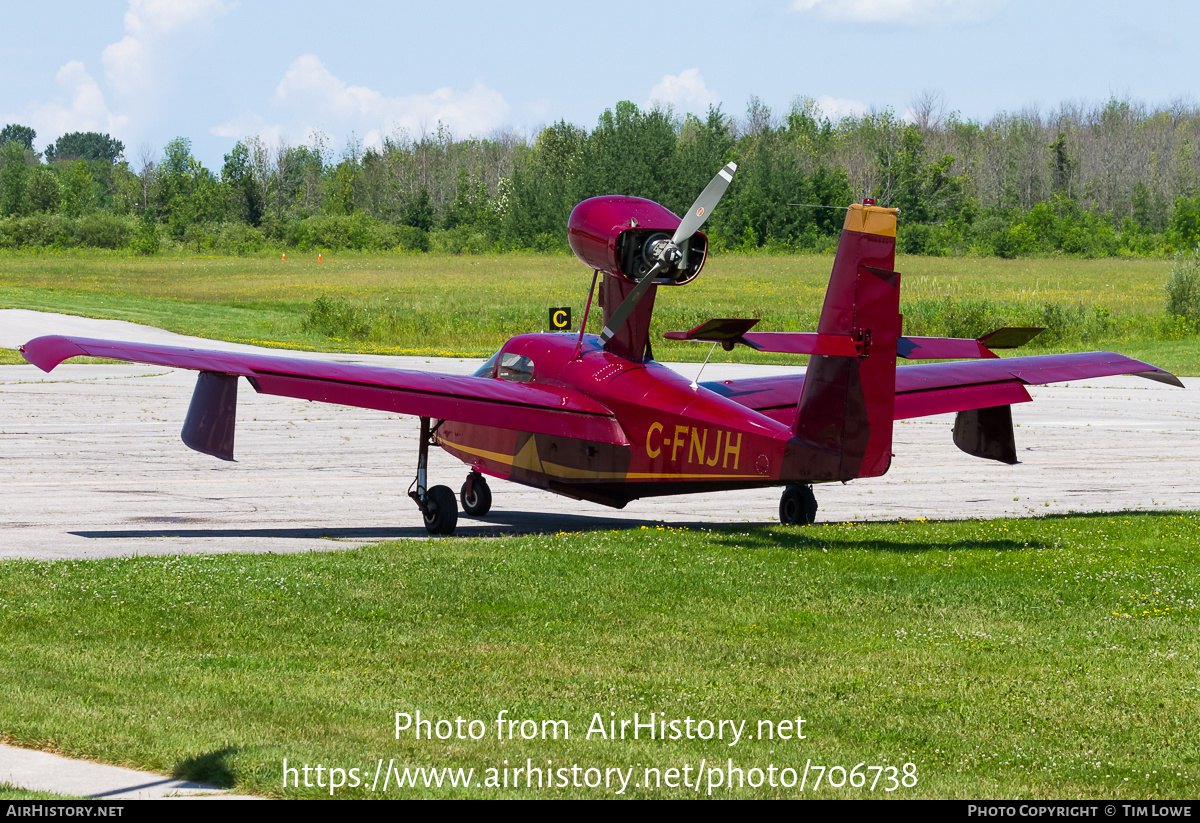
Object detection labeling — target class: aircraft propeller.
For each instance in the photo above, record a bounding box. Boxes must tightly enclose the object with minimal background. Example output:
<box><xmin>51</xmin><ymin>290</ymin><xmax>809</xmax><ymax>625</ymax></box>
<box><xmin>600</xmin><ymin>162</ymin><xmax>737</xmax><ymax>345</ymax></box>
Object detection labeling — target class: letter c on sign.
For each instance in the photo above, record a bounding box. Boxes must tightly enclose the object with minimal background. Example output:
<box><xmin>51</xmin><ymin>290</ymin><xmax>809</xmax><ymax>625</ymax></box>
<box><xmin>548</xmin><ymin>306</ymin><xmax>571</xmax><ymax>330</ymax></box>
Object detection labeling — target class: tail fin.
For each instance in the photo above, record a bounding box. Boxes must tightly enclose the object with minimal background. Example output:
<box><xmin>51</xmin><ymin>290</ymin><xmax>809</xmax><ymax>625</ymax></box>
<box><xmin>793</xmin><ymin>204</ymin><xmax>901</xmax><ymax>479</ymax></box>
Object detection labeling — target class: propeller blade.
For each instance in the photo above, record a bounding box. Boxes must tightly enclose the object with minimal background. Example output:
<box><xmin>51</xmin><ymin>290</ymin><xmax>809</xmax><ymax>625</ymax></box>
<box><xmin>672</xmin><ymin>161</ymin><xmax>737</xmax><ymax>245</ymax></box>
<box><xmin>599</xmin><ymin>262</ymin><xmax>660</xmax><ymax>344</ymax></box>
<box><xmin>601</xmin><ymin>162</ymin><xmax>737</xmax><ymax>350</ymax></box>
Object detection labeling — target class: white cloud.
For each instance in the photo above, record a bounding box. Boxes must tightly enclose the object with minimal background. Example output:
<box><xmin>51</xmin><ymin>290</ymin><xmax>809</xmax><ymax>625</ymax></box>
<box><xmin>21</xmin><ymin>62</ymin><xmax>128</xmax><ymax>146</ymax></box>
<box><xmin>815</xmin><ymin>95</ymin><xmax>869</xmax><ymax>120</ymax></box>
<box><xmin>266</xmin><ymin>54</ymin><xmax>512</xmax><ymax>139</ymax></box>
<box><xmin>647</xmin><ymin>69</ymin><xmax>719</xmax><ymax>112</ymax></box>
<box><xmin>210</xmin><ymin>112</ymin><xmax>266</xmax><ymax>139</ymax></box>
<box><xmin>123</xmin><ymin>0</ymin><xmax>232</xmax><ymax>36</ymax></box>
<box><xmin>103</xmin><ymin>0</ymin><xmax>232</xmax><ymax>98</ymax></box>
<box><xmin>101</xmin><ymin>36</ymin><xmax>150</xmax><ymax>99</ymax></box>
<box><xmin>790</xmin><ymin>0</ymin><xmax>1006</xmax><ymax>26</ymax></box>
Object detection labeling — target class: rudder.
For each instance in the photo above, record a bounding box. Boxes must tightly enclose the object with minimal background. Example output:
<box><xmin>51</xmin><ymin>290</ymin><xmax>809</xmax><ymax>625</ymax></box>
<box><xmin>793</xmin><ymin>204</ymin><xmax>901</xmax><ymax>479</ymax></box>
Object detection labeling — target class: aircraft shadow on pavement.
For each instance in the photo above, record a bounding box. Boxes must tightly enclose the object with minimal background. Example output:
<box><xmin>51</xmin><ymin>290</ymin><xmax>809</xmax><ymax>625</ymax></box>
<box><xmin>68</xmin><ymin>511</ymin><xmax>754</xmax><ymax>541</ymax></box>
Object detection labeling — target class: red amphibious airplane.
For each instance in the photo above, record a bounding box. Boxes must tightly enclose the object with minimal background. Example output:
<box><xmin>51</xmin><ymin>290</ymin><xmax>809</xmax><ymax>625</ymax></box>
<box><xmin>20</xmin><ymin>164</ymin><xmax>1182</xmax><ymax>535</ymax></box>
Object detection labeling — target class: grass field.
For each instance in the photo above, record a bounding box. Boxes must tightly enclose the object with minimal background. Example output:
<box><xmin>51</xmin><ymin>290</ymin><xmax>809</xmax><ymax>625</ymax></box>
<box><xmin>1</xmin><ymin>248</ymin><xmax>1195</xmax><ymax>373</ymax></box>
<box><xmin>0</xmin><ymin>515</ymin><xmax>1196</xmax><ymax>799</ymax></box>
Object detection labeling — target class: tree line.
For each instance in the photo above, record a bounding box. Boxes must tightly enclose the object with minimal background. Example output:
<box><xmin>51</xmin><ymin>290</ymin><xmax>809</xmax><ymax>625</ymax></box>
<box><xmin>2</xmin><ymin>93</ymin><xmax>1200</xmax><ymax>257</ymax></box>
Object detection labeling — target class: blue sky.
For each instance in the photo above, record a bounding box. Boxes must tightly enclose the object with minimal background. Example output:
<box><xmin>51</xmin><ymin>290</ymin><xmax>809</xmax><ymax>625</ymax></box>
<box><xmin>2</xmin><ymin>0</ymin><xmax>1196</xmax><ymax>170</ymax></box>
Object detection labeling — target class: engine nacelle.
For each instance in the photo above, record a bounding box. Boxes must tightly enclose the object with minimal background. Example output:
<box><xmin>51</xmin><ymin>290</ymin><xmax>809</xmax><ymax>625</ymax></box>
<box><xmin>567</xmin><ymin>196</ymin><xmax>707</xmax><ymax>285</ymax></box>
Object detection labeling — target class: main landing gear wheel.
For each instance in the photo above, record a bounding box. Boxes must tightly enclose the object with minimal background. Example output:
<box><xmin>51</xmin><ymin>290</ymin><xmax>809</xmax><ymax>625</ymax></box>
<box><xmin>779</xmin><ymin>485</ymin><xmax>818</xmax><ymax>526</ymax></box>
<box><xmin>423</xmin><ymin>485</ymin><xmax>458</xmax><ymax>535</ymax></box>
<box><xmin>460</xmin><ymin>473</ymin><xmax>492</xmax><ymax>517</ymax></box>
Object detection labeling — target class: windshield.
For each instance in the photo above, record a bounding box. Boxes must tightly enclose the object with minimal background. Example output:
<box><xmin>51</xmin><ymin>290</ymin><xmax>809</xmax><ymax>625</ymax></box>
<box><xmin>472</xmin><ymin>350</ymin><xmax>500</xmax><ymax>378</ymax></box>
<box><xmin>472</xmin><ymin>349</ymin><xmax>536</xmax><ymax>382</ymax></box>
<box><xmin>497</xmin><ymin>352</ymin><xmax>535</xmax><ymax>383</ymax></box>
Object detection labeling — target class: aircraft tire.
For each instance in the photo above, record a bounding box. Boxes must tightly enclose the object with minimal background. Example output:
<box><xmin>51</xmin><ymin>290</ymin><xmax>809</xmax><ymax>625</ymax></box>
<box><xmin>423</xmin><ymin>485</ymin><xmax>458</xmax><ymax>535</ymax></box>
<box><xmin>460</xmin><ymin>474</ymin><xmax>492</xmax><ymax>517</ymax></box>
<box><xmin>779</xmin><ymin>485</ymin><xmax>817</xmax><ymax>526</ymax></box>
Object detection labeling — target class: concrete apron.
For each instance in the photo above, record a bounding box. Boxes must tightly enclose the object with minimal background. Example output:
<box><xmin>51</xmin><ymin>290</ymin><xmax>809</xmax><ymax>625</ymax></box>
<box><xmin>2</xmin><ymin>309</ymin><xmax>1198</xmax><ymax>560</ymax></box>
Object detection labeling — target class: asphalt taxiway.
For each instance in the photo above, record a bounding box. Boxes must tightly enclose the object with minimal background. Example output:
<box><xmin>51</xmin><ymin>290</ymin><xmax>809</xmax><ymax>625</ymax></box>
<box><xmin>2</xmin><ymin>310</ymin><xmax>1198</xmax><ymax>560</ymax></box>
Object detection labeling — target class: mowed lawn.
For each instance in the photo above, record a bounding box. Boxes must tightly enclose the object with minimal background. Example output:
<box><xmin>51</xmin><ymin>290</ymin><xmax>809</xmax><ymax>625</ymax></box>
<box><xmin>1</xmin><ymin>249</ymin><xmax>1193</xmax><ymax>373</ymax></box>
<box><xmin>0</xmin><ymin>516</ymin><xmax>1196</xmax><ymax>799</ymax></box>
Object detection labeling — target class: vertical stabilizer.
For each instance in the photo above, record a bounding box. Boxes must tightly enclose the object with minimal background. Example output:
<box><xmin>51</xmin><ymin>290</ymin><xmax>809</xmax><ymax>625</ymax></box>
<box><xmin>793</xmin><ymin>204</ymin><xmax>901</xmax><ymax>479</ymax></box>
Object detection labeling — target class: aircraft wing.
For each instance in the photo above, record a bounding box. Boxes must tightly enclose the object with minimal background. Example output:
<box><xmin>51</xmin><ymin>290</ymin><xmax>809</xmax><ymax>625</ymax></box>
<box><xmin>702</xmin><ymin>351</ymin><xmax>1183</xmax><ymax>424</ymax></box>
<box><xmin>19</xmin><ymin>335</ymin><xmax>628</xmax><ymax>448</ymax></box>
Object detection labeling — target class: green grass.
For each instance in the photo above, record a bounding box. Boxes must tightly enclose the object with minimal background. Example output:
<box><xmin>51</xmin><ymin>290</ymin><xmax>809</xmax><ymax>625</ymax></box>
<box><xmin>2</xmin><ymin>249</ymin><xmax>1196</xmax><ymax>374</ymax></box>
<box><xmin>1</xmin><ymin>514</ymin><xmax>1196</xmax><ymax>799</ymax></box>
<box><xmin>0</xmin><ymin>783</ymin><xmax>80</xmax><ymax>800</ymax></box>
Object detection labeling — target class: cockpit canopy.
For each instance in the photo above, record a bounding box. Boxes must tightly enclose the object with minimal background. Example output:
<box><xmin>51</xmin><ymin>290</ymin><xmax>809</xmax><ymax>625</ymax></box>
<box><xmin>473</xmin><ymin>349</ymin><xmax>536</xmax><ymax>383</ymax></box>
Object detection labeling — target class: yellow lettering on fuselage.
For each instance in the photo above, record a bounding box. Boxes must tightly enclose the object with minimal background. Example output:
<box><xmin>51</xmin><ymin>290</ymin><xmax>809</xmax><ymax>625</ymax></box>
<box><xmin>706</xmin><ymin>431</ymin><xmax>723</xmax><ymax>467</ymax></box>
<box><xmin>723</xmin><ymin>432</ymin><xmax>742</xmax><ymax>469</ymax></box>
<box><xmin>644</xmin><ymin>421</ymin><xmax>741</xmax><ymax>471</ymax></box>
<box><xmin>671</xmin><ymin>425</ymin><xmax>689</xmax><ymax>462</ymax></box>
<box><xmin>646</xmin><ymin>422</ymin><xmax>663</xmax><ymax>459</ymax></box>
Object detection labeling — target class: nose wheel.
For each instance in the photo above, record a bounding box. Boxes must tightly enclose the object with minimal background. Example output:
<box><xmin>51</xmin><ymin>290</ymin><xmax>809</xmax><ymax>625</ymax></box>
<box><xmin>779</xmin><ymin>485</ymin><xmax>817</xmax><ymax>526</ymax></box>
<box><xmin>460</xmin><ymin>472</ymin><xmax>492</xmax><ymax>517</ymax></box>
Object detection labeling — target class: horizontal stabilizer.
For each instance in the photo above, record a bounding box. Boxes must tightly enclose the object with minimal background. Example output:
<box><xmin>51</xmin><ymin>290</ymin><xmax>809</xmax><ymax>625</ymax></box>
<box><xmin>979</xmin><ymin>327</ymin><xmax>1044</xmax><ymax>349</ymax></box>
<box><xmin>896</xmin><ymin>328</ymin><xmax>1043</xmax><ymax>360</ymax></box>
<box><xmin>664</xmin><ymin>319</ymin><xmax>859</xmax><ymax>356</ymax></box>
<box><xmin>897</xmin><ymin>336</ymin><xmax>997</xmax><ymax>360</ymax></box>
<box><xmin>663</xmin><ymin>317</ymin><xmax>759</xmax><ymax>348</ymax></box>
<box><xmin>669</xmin><ymin>322</ymin><xmax>1047</xmax><ymax>361</ymax></box>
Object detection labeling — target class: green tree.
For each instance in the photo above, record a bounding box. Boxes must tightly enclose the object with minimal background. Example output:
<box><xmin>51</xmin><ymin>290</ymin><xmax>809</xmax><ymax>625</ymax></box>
<box><xmin>0</xmin><ymin>139</ymin><xmax>29</xmax><ymax>217</ymax></box>
<box><xmin>443</xmin><ymin>167</ymin><xmax>484</xmax><ymax>229</ymax></box>
<box><xmin>1048</xmin><ymin>131</ymin><xmax>1075</xmax><ymax>197</ymax></box>
<box><xmin>154</xmin><ymin>137</ymin><xmax>222</xmax><ymax>239</ymax></box>
<box><xmin>1132</xmin><ymin>181</ymin><xmax>1168</xmax><ymax>233</ymax></box>
<box><xmin>45</xmin><ymin>132</ymin><xmax>125</xmax><ymax>164</ymax></box>
<box><xmin>133</xmin><ymin>207</ymin><xmax>160</xmax><ymax>255</ymax></box>
<box><xmin>572</xmin><ymin>101</ymin><xmax>677</xmax><ymax>203</ymax></box>
<box><xmin>26</xmin><ymin>166</ymin><xmax>61</xmax><ymax>213</ymax></box>
<box><xmin>501</xmin><ymin>121</ymin><xmax>585</xmax><ymax>245</ymax></box>
<box><xmin>882</xmin><ymin>123</ymin><xmax>967</xmax><ymax>243</ymax></box>
<box><xmin>155</xmin><ymin>137</ymin><xmax>193</xmax><ymax>237</ymax></box>
<box><xmin>404</xmin><ymin>188</ymin><xmax>435</xmax><ymax>231</ymax></box>
<box><xmin>809</xmin><ymin>165</ymin><xmax>854</xmax><ymax>235</ymax></box>
<box><xmin>892</xmin><ymin>125</ymin><xmax>930</xmax><ymax>221</ymax></box>
<box><xmin>222</xmin><ymin>141</ymin><xmax>264</xmax><ymax>225</ymax></box>
<box><xmin>0</xmin><ymin>124</ymin><xmax>36</xmax><ymax>150</ymax></box>
<box><xmin>671</xmin><ymin>106</ymin><xmax>735</xmax><ymax>217</ymax></box>
<box><xmin>60</xmin><ymin>159</ymin><xmax>98</xmax><ymax>217</ymax></box>
<box><xmin>1173</xmin><ymin>194</ymin><xmax>1200</xmax><ymax>249</ymax></box>
<box><xmin>324</xmin><ymin>159</ymin><xmax>359</xmax><ymax>216</ymax></box>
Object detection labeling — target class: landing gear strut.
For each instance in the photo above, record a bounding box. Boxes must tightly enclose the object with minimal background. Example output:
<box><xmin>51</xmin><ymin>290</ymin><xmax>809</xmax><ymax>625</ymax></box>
<box><xmin>779</xmin><ymin>484</ymin><xmax>817</xmax><ymax>526</ymax></box>
<box><xmin>409</xmin><ymin>416</ymin><xmax>457</xmax><ymax>535</ymax></box>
